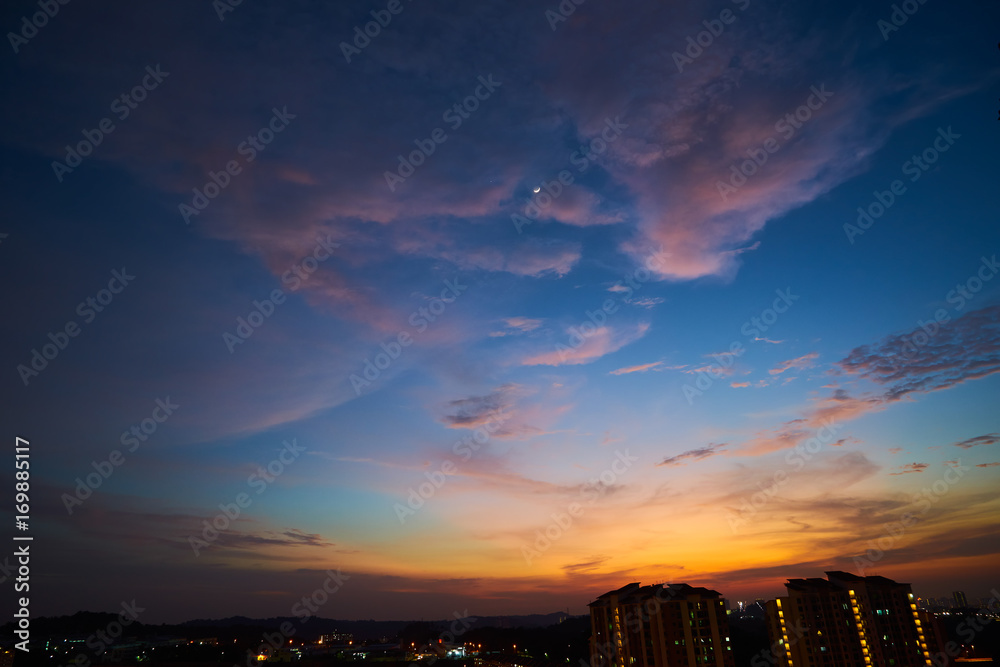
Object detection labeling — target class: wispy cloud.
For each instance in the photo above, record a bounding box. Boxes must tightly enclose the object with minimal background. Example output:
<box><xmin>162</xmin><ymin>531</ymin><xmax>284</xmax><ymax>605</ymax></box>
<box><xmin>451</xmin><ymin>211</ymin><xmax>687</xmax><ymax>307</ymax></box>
<box><xmin>890</xmin><ymin>462</ymin><xmax>929</xmax><ymax>475</ymax></box>
<box><xmin>629</xmin><ymin>297</ymin><xmax>664</xmax><ymax>309</ymax></box>
<box><xmin>953</xmin><ymin>433</ymin><xmax>999</xmax><ymax>449</ymax></box>
<box><xmin>489</xmin><ymin>317</ymin><xmax>543</xmax><ymax>337</ymax></box>
<box><xmin>769</xmin><ymin>352</ymin><xmax>819</xmax><ymax>376</ymax></box>
<box><xmin>609</xmin><ymin>361</ymin><xmax>672</xmax><ymax>376</ymax></box>
<box><xmin>837</xmin><ymin>306</ymin><xmax>1000</xmax><ymax>401</ymax></box>
<box><xmin>522</xmin><ymin>323</ymin><xmax>650</xmax><ymax>367</ymax></box>
<box><xmin>658</xmin><ymin>443</ymin><xmax>727</xmax><ymax>467</ymax></box>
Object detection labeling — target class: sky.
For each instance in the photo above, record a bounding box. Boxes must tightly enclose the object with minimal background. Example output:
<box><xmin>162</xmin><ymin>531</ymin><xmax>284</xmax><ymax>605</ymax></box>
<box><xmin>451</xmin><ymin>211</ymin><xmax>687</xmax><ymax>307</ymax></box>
<box><xmin>1</xmin><ymin>0</ymin><xmax>999</xmax><ymax>624</ymax></box>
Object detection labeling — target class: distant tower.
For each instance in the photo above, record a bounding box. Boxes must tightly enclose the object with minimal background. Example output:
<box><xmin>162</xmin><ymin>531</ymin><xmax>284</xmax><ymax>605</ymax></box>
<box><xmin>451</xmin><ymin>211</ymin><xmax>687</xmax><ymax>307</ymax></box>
<box><xmin>953</xmin><ymin>591</ymin><xmax>968</xmax><ymax>608</ymax></box>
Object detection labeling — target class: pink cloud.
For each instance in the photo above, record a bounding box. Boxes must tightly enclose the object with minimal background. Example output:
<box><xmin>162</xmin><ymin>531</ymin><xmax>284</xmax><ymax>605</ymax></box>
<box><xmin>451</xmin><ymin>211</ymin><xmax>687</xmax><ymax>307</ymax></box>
<box><xmin>490</xmin><ymin>317</ymin><xmax>543</xmax><ymax>337</ymax></box>
<box><xmin>609</xmin><ymin>361</ymin><xmax>668</xmax><ymax>376</ymax></box>
<box><xmin>522</xmin><ymin>323</ymin><xmax>650</xmax><ymax>367</ymax></box>
<box><xmin>769</xmin><ymin>352</ymin><xmax>819</xmax><ymax>376</ymax></box>
<box><xmin>738</xmin><ymin>390</ymin><xmax>883</xmax><ymax>456</ymax></box>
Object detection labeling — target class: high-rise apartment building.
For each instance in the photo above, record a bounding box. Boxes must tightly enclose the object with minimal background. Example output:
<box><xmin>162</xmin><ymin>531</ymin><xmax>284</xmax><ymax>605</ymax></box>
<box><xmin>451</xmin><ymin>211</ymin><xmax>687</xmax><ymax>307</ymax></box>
<box><xmin>953</xmin><ymin>591</ymin><xmax>969</xmax><ymax>609</ymax></box>
<box><xmin>589</xmin><ymin>582</ymin><xmax>734</xmax><ymax>667</ymax></box>
<box><xmin>764</xmin><ymin>571</ymin><xmax>934</xmax><ymax>667</ymax></box>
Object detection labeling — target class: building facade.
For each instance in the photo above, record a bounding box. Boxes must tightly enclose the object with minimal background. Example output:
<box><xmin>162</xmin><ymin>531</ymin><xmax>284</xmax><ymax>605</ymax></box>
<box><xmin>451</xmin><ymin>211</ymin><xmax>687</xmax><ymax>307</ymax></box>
<box><xmin>764</xmin><ymin>571</ymin><xmax>935</xmax><ymax>667</ymax></box>
<box><xmin>589</xmin><ymin>582</ymin><xmax>734</xmax><ymax>667</ymax></box>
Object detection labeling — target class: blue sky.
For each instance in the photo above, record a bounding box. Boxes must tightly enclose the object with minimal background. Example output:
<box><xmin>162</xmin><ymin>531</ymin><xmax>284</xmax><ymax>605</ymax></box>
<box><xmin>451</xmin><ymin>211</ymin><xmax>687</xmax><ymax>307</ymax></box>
<box><xmin>1</xmin><ymin>0</ymin><xmax>998</xmax><ymax>622</ymax></box>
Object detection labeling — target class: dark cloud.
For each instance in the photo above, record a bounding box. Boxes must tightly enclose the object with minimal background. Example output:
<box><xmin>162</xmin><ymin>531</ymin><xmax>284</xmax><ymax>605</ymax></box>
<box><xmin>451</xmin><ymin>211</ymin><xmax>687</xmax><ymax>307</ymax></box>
<box><xmin>562</xmin><ymin>557</ymin><xmax>611</xmax><ymax>576</ymax></box>
<box><xmin>837</xmin><ymin>306</ymin><xmax>1000</xmax><ymax>401</ymax></box>
<box><xmin>890</xmin><ymin>462</ymin><xmax>929</xmax><ymax>475</ymax></box>
<box><xmin>954</xmin><ymin>433</ymin><xmax>1000</xmax><ymax>449</ymax></box>
<box><xmin>440</xmin><ymin>384</ymin><xmax>518</xmax><ymax>429</ymax></box>
<box><xmin>659</xmin><ymin>443</ymin><xmax>726</xmax><ymax>467</ymax></box>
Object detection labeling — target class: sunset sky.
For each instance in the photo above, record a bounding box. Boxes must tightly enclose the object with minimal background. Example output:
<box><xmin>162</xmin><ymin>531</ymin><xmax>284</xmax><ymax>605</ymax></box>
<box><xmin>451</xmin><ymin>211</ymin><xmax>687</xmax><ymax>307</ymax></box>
<box><xmin>1</xmin><ymin>0</ymin><xmax>998</xmax><ymax>623</ymax></box>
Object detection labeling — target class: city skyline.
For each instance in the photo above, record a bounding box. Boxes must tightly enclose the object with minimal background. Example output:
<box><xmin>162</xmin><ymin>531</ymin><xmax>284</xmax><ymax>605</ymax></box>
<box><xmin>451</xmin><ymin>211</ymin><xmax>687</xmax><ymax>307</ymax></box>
<box><xmin>1</xmin><ymin>0</ymin><xmax>999</xmax><ymax>625</ymax></box>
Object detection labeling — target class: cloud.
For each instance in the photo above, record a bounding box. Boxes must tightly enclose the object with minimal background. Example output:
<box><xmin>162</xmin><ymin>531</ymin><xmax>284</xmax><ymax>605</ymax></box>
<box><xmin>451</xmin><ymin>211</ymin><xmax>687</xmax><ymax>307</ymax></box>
<box><xmin>684</xmin><ymin>363</ymin><xmax>736</xmax><ymax>377</ymax></box>
<box><xmin>609</xmin><ymin>361</ymin><xmax>669</xmax><ymax>375</ymax></box>
<box><xmin>755</xmin><ymin>337</ymin><xmax>785</xmax><ymax>344</ymax></box>
<box><xmin>975</xmin><ymin>462</ymin><xmax>1000</xmax><ymax>468</ymax></box>
<box><xmin>888</xmin><ymin>447</ymin><xmax>904</xmax><ymax>454</ymax></box>
<box><xmin>210</xmin><ymin>529</ymin><xmax>336</xmax><ymax>551</ymax></box>
<box><xmin>435</xmin><ymin>383</ymin><xmax>574</xmax><ymax>441</ymax></box>
<box><xmin>629</xmin><ymin>296</ymin><xmax>664</xmax><ymax>309</ymax></box>
<box><xmin>522</xmin><ymin>322</ymin><xmax>650</xmax><ymax>367</ymax></box>
<box><xmin>489</xmin><ymin>317</ymin><xmax>543</xmax><ymax>337</ymax></box>
<box><xmin>729</xmin><ymin>307</ymin><xmax>1000</xmax><ymax>457</ymax></box>
<box><xmin>439</xmin><ymin>384</ymin><xmax>525</xmax><ymax>434</ymax></box>
<box><xmin>327</xmin><ymin>456</ymin><xmax>420</xmax><ymax>470</ymax></box>
<box><xmin>953</xmin><ymin>433</ymin><xmax>1000</xmax><ymax>449</ymax></box>
<box><xmin>738</xmin><ymin>390</ymin><xmax>881</xmax><ymax>456</ymax></box>
<box><xmin>769</xmin><ymin>352</ymin><xmax>819</xmax><ymax>376</ymax></box>
<box><xmin>837</xmin><ymin>306</ymin><xmax>1000</xmax><ymax>401</ymax></box>
<box><xmin>890</xmin><ymin>462</ymin><xmax>930</xmax><ymax>475</ymax></box>
<box><xmin>562</xmin><ymin>557</ymin><xmax>611</xmax><ymax>575</ymax></box>
<box><xmin>730</xmin><ymin>381</ymin><xmax>751</xmax><ymax>388</ymax></box>
<box><xmin>658</xmin><ymin>443</ymin><xmax>727</xmax><ymax>467</ymax></box>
